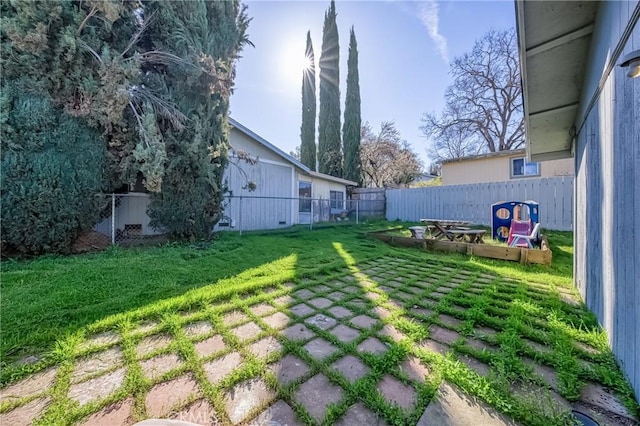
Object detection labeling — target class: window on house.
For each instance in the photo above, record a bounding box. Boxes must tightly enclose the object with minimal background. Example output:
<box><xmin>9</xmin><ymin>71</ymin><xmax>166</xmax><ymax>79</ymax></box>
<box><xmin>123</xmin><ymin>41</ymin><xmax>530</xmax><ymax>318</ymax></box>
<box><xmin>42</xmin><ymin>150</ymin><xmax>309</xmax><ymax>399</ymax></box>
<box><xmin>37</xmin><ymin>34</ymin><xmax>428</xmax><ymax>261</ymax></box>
<box><xmin>511</xmin><ymin>157</ymin><xmax>540</xmax><ymax>177</ymax></box>
<box><xmin>298</xmin><ymin>181</ymin><xmax>312</xmax><ymax>213</ymax></box>
<box><xmin>330</xmin><ymin>190</ymin><xmax>344</xmax><ymax>210</ymax></box>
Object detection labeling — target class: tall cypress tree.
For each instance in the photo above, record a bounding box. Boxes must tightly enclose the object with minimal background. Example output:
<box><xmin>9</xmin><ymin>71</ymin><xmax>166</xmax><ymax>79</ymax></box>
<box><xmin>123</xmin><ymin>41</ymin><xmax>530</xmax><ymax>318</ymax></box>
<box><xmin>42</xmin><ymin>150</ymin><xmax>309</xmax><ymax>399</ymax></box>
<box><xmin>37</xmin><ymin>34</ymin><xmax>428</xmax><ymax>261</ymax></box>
<box><xmin>300</xmin><ymin>31</ymin><xmax>316</xmax><ymax>170</ymax></box>
<box><xmin>318</xmin><ymin>0</ymin><xmax>342</xmax><ymax>177</ymax></box>
<box><xmin>342</xmin><ymin>27</ymin><xmax>361</xmax><ymax>185</ymax></box>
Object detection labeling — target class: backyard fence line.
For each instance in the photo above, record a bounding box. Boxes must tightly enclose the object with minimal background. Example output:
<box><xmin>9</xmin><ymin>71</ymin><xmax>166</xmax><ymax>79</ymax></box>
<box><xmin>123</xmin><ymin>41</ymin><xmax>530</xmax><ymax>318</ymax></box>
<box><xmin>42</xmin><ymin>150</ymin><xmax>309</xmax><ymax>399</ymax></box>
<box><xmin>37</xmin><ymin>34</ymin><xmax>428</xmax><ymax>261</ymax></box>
<box><xmin>385</xmin><ymin>176</ymin><xmax>574</xmax><ymax>231</ymax></box>
<box><xmin>91</xmin><ymin>193</ymin><xmax>386</xmax><ymax>245</ymax></box>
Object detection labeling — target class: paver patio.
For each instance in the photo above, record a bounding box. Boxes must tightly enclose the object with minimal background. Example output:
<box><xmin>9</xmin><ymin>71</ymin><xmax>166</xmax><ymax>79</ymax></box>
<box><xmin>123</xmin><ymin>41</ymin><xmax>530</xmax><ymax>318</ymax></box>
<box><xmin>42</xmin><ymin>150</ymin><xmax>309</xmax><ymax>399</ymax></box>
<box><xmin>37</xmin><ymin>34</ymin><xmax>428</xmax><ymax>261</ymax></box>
<box><xmin>1</xmin><ymin>255</ymin><xmax>638</xmax><ymax>425</ymax></box>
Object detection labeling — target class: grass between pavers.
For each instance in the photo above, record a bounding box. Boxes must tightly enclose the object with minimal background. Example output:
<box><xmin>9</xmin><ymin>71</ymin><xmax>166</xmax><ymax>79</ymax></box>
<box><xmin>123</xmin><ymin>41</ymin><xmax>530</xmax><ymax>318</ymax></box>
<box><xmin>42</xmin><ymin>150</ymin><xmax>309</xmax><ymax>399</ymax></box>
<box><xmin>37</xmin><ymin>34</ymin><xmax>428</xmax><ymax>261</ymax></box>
<box><xmin>1</xmin><ymin>222</ymin><xmax>638</xmax><ymax>426</ymax></box>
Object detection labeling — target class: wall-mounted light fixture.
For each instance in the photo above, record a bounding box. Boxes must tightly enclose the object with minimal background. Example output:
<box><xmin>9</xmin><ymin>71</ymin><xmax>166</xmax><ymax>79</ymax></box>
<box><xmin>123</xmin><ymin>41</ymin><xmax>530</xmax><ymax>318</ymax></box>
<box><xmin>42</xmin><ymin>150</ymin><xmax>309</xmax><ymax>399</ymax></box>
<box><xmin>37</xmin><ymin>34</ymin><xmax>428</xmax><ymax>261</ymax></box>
<box><xmin>619</xmin><ymin>49</ymin><xmax>640</xmax><ymax>78</ymax></box>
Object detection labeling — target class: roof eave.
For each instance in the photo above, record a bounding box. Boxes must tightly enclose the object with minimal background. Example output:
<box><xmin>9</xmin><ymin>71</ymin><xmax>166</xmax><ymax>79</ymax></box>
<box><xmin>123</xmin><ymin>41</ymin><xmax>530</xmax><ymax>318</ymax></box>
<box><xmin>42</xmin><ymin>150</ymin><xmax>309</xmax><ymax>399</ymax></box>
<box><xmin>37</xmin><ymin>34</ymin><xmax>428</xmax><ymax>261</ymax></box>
<box><xmin>515</xmin><ymin>0</ymin><xmax>597</xmax><ymax>162</ymax></box>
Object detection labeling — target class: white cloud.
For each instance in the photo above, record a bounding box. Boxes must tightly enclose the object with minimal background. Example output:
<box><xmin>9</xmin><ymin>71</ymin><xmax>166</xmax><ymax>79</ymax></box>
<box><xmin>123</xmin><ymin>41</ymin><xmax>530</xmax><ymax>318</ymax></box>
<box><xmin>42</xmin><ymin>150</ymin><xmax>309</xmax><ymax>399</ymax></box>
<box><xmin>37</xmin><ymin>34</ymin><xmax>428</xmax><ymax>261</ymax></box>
<box><xmin>419</xmin><ymin>1</ymin><xmax>449</xmax><ymax>63</ymax></box>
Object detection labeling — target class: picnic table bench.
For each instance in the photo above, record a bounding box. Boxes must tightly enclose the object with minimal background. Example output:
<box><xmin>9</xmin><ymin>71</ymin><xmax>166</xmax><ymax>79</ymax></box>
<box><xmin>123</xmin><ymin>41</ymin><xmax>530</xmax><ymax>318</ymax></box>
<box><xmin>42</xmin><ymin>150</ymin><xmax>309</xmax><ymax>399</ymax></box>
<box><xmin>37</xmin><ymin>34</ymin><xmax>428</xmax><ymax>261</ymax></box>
<box><xmin>447</xmin><ymin>229</ymin><xmax>486</xmax><ymax>244</ymax></box>
<box><xmin>416</xmin><ymin>219</ymin><xmax>486</xmax><ymax>244</ymax></box>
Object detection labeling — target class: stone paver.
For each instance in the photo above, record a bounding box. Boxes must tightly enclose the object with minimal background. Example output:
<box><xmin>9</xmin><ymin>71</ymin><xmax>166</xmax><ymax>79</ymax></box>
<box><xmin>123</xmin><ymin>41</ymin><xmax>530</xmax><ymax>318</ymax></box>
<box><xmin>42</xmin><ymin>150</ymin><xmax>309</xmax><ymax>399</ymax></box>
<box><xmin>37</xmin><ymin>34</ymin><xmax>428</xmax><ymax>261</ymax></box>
<box><xmin>130</xmin><ymin>321</ymin><xmax>159</xmax><ymax>336</ymax></box>
<box><xmin>377</xmin><ymin>375</ymin><xmax>416</xmax><ymax>410</ymax></box>
<box><xmin>417</xmin><ymin>383</ymin><xmax>519</xmax><ymax>426</ymax></box>
<box><xmin>439</xmin><ymin>314</ymin><xmax>463</xmax><ymax>327</ymax></box>
<box><xmin>511</xmin><ymin>383</ymin><xmax>570</xmax><ymax>418</ymax></box>
<box><xmin>335</xmin><ymin>402</ymin><xmax>387</xmax><ymax>426</ymax></box>
<box><xmin>357</xmin><ymin>337</ymin><xmax>388</xmax><ymax>355</ymax></box>
<box><xmin>429</xmin><ymin>326</ymin><xmax>461</xmax><ymax>345</ymax></box>
<box><xmin>0</xmin><ymin>397</ymin><xmax>50</xmax><ymax>426</ymax></box>
<box><xmin>351</xmin><ymin>314</ymin><xmax>378</xmax><ymax>329</ymax></box>
<box><xmin>327</xmin><ymin>291</ymin><xmax>346</xmax><ymax>301</ymax></box>
<box><xmin>331</xmin><ymin>324</ymin><xmax>360</xmax><ymax>343</ymax></box>
<box><xmin>72</xmin><ymin>347</ymin><xmax>124</xmax><ymax>382</ymax></box>
<box><xmin>262</xmin><ymin>311</ymin><xmax>291</xmax><ymax>329</ymax></box>
<box><xmin>136</xmin><ymin>334</ymin><xmax>173</xmax><ymax>358</ymax></box>
<box><xmin>170</xmin><ymin>399</ymin><xmax>218</xmax><ymax>425</ymax></box>
<box><xmin>328</xmin><ymin>306</ymin><xmax>353</xmax><ymax>319</ymax></box>
<box><xmin>272</xmin><ymin>295</ymin><xmax>295</xmax><ymax>306</ymax></box>
<box><xmin>294</xmin><ymin>374</ymin><xmax>344</xmax><ymax>423</ymax></box>
<box><xmin>332</xmin><ymin>355</ymin><xmax>370</xmax><ymax>383</ymax></box>
<box><xmin>230</xmin><ymin>322</ymin><xmax>262</xmax><ymax>342</ymax></box>
<box><xmin>372</xmin><ymin>306</ymin><xmax>392</xmax><ymax>319</ymax></box>
<box><xmin>248</xmin><ymin>336</ymin><xmax>282</xmax><ymax>359</ymax></box>
<box><xmin>248</xmin><ymin>400</ymin><xmax>303</xmax><ymax>426</ymax></box>
<box><xmin>0</xmin><ymin>368</ymin><xmax>57</xmax><ymax>403</ymax></box>
<box><xmin>141</xmin><ymin>353</ymin><xmax>183</xmax><ymax>380</ymax></box>
<box><xmin>282</xmin><ymin>324</ymin><xmax>315</xmax><ymax>341</ymax></box>
<box><xmin>203</xmin><ymin>352</ymin><xmax>242</xmax><ymax>385</ymax></box>
<box><xmin>194</xmin><ymin>335</ymin><xmax>226</xmax><ymax>358</ymax></box>
<box><xmin>412</xmin><ymin>307</ymin><xmax>434</xmax><ymax>317</ymax></box>
<box><xmin>184</xmin><ymin>321</ymin><xmax>214</xmax><ymax>338</ymax></box>
<box><xmin>379</xmin><ymin>324</ymin><xmax>406</xmax><ymax>342</ymax></box>
<box><xmin>458</xmin><ymin>355</ymin><xmax>491</xmax><ymax>377</ymax></box>
<box><xmin>523</xmin><ymin>358</ymin><xmax>559</xmax><ymax>390</ymax></box>
<box><xmin>467</xmin><ymin>338</ymin><xmax>496</xmax><ymax>353</ymax></box>
<box><xmin>349</xmin><ymin>299</ymin><xmax>368</xmax><ymax>309</ymax></box>
<box><xmin>305</xmin><ymin>314</ymin><xmax>338</xmax><ymax>330</ymax></box>
<box><xmin>250</xmin><ymin>303</ymin><xmax>276</xmax><ymax>316</ymax></box>
<box><xmin>224</xmin><ymin>378</ymin><xmax>276</xmax><ymax>425</ymax></box>
<box><xmin>223</xmin><ymin>310</ymin><xmax>249</xmax><ymax>326</ymax></box>
<box><xmin>574</xmin><ymin>340</ymin><xmax>600</xmax><ymax>355</ymax></box>
<box><xmin>430</xmin><ymin>292</ymin><xmax>447</xmax><ymax>299</ymax></box>
<box><xmin>145</xmin><ymin>374</ymin><xmax>201</xmax><ymax>418</ymax></box>
<box><xmin>308</xmin><ymin>297</ymin><xmax>333</xmax><ymax>309</ymax></box>
<box><xmin>313</xmin><ymin>284</ymin><xmax>332</xmax><ymax>293</ymax></box>
<box><xmin>579</xmin><ymin>382</ymin><xmax>636</xmax><ymax>419</ymax></box>
<box><xmin>68</xmin><ymin>368</ymin><xmax>126</xmax><ymax>406</ymax></box>
<box><xmin>474</xmin><ymin>326</ymin><xmax>498</xmax><ymax>339</ymax></box>
<box><xmin>419</xmin><ymin>339</ymin><xmax>449</xmax><ymax>356</ymax></box>
<box><xmin>304</xmin><ymin>338</ymin><xmax>339</xmax><ymax>360</ymax></box>
<box><xmin>400</xmin><ymin>356</ymin><xmax>430</xmax><ymax>383</ymax></box>
<box><xmin>294</xmin><ymin>289</ymin><xmax>315</xmax><ymax>299</ymax></box>
<box><xmin>269</xmin><ymin>354</ymin><xmax>310</xmax><ymax>385</ymax></box>
<box><xmin>394</xmin><ymin>291</ymin><xmax>414</xmax><ymax>301</ymax></box>
<box><xmin>80</xmin><ymin>398</ymin><xmax>133</xmax><ymax>426</ymax></box>
<box><xmin>523</xmin><ymin>338</ymin><xmax>553</xmax><ymax>354</ymax></box>
<box><xmin>79</xmin><ymin>331</ymin><xmax>121</xmax><ymax>350</ymax></box>
<box><xmin>289</xmin><ymin>303</ymin><xmax>315</xmax><ymax>317</ymax></box>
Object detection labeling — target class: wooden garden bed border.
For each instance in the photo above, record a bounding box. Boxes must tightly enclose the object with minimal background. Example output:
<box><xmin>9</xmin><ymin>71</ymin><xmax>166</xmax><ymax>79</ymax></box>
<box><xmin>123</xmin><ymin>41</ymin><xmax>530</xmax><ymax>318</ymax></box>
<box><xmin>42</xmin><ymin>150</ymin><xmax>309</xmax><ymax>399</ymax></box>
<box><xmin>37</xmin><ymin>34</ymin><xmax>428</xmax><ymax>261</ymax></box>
<box><xmin>367</xmin><ymin>228</ymin><xmax>552</xmax><ymax>265</ymax></box>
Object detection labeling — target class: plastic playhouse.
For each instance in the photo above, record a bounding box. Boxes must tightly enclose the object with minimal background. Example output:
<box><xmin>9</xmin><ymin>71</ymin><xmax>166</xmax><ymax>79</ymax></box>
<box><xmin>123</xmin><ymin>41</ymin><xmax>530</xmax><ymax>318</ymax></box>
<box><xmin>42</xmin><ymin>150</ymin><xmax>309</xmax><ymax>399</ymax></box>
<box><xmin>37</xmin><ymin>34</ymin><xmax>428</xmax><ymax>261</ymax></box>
<box><xmin>491</xmin><ymin>201</ymin><xmax>540</xmax><ymax>247</ymax></box>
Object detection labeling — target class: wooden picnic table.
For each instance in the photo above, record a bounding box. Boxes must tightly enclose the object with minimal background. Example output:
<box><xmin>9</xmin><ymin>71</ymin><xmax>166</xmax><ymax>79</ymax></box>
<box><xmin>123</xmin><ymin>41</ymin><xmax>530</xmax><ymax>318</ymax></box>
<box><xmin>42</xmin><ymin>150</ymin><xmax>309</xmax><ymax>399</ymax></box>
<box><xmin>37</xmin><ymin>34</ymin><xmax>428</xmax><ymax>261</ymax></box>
<box><xmin>419</xmin><ymin>219</ymin><xmax>485</xmax><ymax>243</ymax></box>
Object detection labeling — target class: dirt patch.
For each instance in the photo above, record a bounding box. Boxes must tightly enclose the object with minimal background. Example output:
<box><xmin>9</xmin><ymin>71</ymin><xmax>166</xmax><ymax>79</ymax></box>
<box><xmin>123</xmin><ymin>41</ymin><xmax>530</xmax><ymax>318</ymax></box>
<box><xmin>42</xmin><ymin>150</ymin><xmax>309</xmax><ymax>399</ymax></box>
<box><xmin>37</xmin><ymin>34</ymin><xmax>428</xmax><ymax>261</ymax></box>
<box><xmin>71</xmin><ymin>231</ymin><xmax>111</xmax><ymax>253</ymax></box>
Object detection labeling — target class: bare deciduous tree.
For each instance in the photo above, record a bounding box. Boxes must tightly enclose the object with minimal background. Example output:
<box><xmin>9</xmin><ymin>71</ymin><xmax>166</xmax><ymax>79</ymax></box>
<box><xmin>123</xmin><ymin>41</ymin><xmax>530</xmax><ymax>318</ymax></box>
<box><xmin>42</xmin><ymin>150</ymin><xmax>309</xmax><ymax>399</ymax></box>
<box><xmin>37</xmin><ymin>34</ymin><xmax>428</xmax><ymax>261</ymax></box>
<box><xmin>360</xmin><ymin>121</ymin><xmax>423</xmax><ymax>188</ymax></box>
<box><xmin>422</xmin><ymin>28</ymin><xmax>524</xmax><ymax>161</ymax></box>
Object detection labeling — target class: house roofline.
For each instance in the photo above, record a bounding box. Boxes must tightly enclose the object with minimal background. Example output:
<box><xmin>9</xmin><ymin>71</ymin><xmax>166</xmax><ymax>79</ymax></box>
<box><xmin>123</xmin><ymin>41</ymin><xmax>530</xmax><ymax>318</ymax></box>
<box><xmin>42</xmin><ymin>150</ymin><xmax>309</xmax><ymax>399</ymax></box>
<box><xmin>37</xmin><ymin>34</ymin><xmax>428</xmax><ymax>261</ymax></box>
<box><xmin>442</xmin><ymin>149</ymin><xmax>526</xmax><ymax>164</ymax></box>
<box><xmin>228</xmin><ymin>117</ymin><xmax>357</xmax><ymax>186</ymax></box>
<box><xmin>228</xmin><ymin>117</ymin><xmax>311</xmax><ymax>174</ymax></box>
<box><xmin>309</xmin><ymin>171</ymin><xmax>357</xmax><ymax>186</ymax></box>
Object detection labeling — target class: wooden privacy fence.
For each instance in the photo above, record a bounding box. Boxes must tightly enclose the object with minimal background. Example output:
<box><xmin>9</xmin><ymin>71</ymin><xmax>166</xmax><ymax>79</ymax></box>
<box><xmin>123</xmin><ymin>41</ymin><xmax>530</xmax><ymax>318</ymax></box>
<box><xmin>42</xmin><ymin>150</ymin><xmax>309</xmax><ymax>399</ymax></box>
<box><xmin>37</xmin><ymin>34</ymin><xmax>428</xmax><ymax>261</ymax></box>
<box><xmin>385</xmin><ymin>176</ymin><xmax>573</xmax><ymax>231</ymax></box>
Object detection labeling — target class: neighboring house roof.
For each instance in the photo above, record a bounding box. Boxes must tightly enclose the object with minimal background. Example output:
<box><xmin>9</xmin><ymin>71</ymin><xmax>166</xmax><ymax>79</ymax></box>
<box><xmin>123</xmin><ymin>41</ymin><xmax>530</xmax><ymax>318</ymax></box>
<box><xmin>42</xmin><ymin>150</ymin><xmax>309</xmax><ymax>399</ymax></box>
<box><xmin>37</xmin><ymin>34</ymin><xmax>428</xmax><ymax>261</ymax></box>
<box><xmin>228</xmin><ymin>117</ymin><xmax>357</xmax><ymax>186</ymax></box>
<box><xmin>442</xmin><ymin>149</ymin><xmax>526</xmax><ymax>164</ymax></box>
<box><xmin>515</xmin><ymin>1</ymin><xmax>598</xmax><ymax>162</ymax></box>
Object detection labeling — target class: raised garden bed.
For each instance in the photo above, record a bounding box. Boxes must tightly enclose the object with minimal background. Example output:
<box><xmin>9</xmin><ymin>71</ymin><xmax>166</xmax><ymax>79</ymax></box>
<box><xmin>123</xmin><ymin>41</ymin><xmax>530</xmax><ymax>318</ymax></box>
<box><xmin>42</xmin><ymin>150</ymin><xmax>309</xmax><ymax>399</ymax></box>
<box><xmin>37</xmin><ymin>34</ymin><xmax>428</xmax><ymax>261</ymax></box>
<box><xmin>368</xmin><ymin>226</ymin><xmax>552</xmax><ymax>265</ymax></box>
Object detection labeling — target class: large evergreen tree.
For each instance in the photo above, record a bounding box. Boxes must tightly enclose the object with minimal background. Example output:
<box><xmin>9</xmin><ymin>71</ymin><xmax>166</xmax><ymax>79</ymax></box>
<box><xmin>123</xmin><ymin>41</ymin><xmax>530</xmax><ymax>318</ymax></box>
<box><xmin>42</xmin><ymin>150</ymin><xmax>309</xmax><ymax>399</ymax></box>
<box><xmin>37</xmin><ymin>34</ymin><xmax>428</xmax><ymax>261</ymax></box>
<box><xmin>143</xmin><ymin>1</ymin><xmax>251</xmax><ymax>238</ymax></box>
<box><xmin>317</xmin><ymin>0</ymin><xmax>342</xmax><ymax>177</ymax></box>
<box><xmin>342</xmin><ymin>27</ymin><xmax>361</xmax><ymax>185</ymax></box>
<box><xmin>0</xmin><ymin>0</ymin><xmax>251</xmax><ymax>252</ymax></box>
<box><xmin>300</xmin><ymin>31</ymin><xmax>316</xmax><ymax>170</ymax></box>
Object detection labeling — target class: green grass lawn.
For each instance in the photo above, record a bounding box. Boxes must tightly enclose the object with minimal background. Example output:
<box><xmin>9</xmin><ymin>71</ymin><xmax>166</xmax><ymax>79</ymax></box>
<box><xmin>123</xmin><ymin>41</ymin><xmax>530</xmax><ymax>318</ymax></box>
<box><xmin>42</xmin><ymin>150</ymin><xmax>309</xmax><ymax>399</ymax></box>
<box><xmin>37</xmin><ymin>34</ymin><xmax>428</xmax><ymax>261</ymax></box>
<box><xmin>1</xmin><ymin>222</ymin><xmax>637</xmax><ymax>425</ymax></box>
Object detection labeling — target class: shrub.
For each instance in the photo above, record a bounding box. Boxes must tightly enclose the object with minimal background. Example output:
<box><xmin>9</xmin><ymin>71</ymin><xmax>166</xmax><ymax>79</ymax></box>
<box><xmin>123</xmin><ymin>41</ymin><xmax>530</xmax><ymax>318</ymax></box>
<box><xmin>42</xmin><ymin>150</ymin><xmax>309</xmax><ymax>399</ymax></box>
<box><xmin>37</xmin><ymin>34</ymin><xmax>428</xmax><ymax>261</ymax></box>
<box><xmin>1</xmin><ymin>91</ymin><xmax>108</xmax><ymax>253</ymax></box>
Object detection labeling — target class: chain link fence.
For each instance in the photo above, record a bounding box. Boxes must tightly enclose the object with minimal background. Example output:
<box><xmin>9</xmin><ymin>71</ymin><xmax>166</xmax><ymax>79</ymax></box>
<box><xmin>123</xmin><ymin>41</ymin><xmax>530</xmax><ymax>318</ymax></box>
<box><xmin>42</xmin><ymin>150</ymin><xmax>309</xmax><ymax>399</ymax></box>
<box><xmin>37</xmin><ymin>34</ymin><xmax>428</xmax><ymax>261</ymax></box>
<box><xmin>87</xmin><ymin>193</ymin><xmax>385</xmax><ymax>246</ymax></box>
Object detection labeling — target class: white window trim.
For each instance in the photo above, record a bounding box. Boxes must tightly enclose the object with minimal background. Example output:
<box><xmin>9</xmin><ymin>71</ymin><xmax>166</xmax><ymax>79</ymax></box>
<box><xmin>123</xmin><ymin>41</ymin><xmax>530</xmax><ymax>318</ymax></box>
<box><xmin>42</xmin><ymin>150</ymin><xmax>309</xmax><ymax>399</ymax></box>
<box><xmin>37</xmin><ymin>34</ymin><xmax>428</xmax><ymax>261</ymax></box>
<box><xmin>510</xmin><ymin>156</ymin><xmax>541</xmax><ymax>178</ymax></box>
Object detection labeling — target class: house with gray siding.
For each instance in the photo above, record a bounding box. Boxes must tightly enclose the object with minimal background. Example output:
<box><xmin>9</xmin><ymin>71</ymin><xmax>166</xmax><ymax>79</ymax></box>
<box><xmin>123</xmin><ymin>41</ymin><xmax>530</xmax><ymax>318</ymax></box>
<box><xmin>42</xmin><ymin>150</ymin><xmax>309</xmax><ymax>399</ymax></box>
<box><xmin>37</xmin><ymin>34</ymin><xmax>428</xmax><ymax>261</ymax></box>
<box><xmin>222</xmin><ymin>118</ymin><xmax>357</xmax><ymax>231</ymax></box>
<box><xmin>516</xmin><ymin>0</ymin><xmax>639</xmax><ymax>398</ymax></box>
<box><xmin>95</xmin><ymin>118</ymin><xmax>356</xmax><ymax>236</ymax></box>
